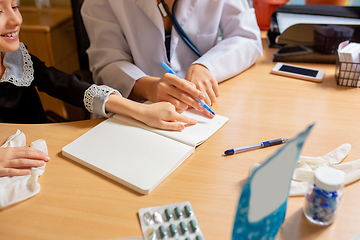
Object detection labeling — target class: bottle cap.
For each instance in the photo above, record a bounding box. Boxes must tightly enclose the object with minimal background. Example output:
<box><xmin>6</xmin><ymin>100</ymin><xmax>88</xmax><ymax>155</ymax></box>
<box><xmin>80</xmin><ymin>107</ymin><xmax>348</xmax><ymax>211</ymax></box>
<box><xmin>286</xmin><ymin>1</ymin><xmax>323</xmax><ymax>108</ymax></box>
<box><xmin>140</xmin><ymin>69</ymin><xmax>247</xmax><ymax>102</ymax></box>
<box><xmin>314</xmin><ymin>166</ymin><xmax>345</xmax><ymax>192</ymax></box>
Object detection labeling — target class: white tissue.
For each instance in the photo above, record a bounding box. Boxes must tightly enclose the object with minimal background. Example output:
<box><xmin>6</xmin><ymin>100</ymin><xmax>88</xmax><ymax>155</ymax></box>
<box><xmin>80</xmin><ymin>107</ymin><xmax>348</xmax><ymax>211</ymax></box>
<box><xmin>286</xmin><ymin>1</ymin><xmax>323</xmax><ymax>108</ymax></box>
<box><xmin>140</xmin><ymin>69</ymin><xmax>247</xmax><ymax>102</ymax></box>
<box><xmin>0</xmin><ymin>130</ymin><xmax>47</xmax><ymax>209</ymax></box>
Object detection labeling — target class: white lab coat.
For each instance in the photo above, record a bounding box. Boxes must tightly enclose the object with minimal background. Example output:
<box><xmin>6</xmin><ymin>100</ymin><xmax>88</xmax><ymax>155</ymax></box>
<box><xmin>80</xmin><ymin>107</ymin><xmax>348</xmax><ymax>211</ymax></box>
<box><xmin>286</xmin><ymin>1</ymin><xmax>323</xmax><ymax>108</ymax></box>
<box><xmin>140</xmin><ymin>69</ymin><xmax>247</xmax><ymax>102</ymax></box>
<box><xmin>81</xmin><ymin>0</ymin><xmax>263</xmax><ymax>97</ymax></box>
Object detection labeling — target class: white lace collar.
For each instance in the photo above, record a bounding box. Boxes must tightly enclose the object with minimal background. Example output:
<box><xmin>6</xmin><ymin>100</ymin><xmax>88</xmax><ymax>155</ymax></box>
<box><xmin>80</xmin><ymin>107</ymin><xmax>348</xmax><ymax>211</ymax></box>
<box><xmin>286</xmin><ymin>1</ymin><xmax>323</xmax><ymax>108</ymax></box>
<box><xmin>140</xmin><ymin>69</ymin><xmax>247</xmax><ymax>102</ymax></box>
<box><xmin>0</xmin><ymin>42</ymin><xmax>34</xmax><ymax>87</ymax></box>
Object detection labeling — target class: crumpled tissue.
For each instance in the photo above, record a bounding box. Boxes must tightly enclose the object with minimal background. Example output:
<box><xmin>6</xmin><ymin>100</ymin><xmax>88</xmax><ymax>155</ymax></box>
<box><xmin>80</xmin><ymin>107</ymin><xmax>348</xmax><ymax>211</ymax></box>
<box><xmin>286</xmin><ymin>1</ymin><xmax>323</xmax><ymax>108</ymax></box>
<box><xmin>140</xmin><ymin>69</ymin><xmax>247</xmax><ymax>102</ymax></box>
<box><xmin>249</xmin><ymin>143</ymin><xmax>360</xmax><ymax>196</ymax></box>
<box><xmin>0</xmin><ymin>129</ymin><xmax>47</xmax><ymax>209</ymax></box>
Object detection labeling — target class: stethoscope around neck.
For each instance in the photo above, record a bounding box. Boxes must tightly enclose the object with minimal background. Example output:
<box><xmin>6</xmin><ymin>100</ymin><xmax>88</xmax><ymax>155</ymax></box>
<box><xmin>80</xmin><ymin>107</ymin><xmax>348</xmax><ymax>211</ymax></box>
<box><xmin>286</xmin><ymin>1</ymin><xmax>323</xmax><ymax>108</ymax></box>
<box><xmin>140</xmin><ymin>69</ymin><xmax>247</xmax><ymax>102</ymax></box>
<box><xmin>159</xmin><ymin>0</ymin><xmax>202</xmax><ymax>57</ymax></box>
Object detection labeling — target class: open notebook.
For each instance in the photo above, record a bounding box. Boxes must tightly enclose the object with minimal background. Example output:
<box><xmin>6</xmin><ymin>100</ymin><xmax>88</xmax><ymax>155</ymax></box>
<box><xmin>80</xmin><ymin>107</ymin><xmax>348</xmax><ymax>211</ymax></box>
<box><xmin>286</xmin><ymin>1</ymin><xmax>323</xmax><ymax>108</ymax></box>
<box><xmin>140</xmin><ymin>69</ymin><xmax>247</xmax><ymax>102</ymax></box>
<box><xmin>62</xmin><ymin>109</ymin><xmax>228</xmax><ymax>194</ymax></box>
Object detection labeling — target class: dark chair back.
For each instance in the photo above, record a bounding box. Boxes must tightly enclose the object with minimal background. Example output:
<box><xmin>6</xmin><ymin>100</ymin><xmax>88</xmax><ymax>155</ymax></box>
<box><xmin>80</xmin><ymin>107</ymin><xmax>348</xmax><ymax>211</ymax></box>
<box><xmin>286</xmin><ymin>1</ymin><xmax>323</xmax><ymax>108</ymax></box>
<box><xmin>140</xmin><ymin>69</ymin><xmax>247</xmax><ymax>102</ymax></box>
<box><xmin>71</xmin><ymin>0</ymin><xmax>90</xmax><ymax>71</ymax></box>
<box><xmin>70</xmin><ymin>0</ymin><xmax>92</xmax><ymax>119</ymax></box>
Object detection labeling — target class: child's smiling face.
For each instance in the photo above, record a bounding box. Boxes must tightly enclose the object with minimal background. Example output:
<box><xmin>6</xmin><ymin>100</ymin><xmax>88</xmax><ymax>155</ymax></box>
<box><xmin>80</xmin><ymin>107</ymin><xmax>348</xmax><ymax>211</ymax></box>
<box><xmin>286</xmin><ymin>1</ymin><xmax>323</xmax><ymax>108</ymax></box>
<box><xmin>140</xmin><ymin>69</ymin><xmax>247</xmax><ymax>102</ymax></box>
<box><xmin>0</xmin><ymin>0</ymin><xmax>22</xmax><ymax>53</ymax></box>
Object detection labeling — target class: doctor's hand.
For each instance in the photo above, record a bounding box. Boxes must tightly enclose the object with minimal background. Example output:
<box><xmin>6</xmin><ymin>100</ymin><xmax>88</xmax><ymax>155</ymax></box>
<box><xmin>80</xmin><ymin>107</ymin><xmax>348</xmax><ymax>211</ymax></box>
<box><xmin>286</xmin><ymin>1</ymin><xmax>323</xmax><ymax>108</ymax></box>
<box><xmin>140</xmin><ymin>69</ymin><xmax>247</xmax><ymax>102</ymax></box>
<box><xmin>0</xmin><ymin>147</ymin><xmax>50</xmax><ymax>177</ymax></box>
<box><xmin>130</xmin><ymin>74</ymin><xmax>214</xmax><ymax>118</ymax></box>
<box><xmin>185</xmin><ymin>64</ymin><xmax>219</xmax><ymax>106</ymax></box>
<box><xmin>153</xmin><ymin>73</ymin><xmax>214</xmax><ymax>118</ymax></box>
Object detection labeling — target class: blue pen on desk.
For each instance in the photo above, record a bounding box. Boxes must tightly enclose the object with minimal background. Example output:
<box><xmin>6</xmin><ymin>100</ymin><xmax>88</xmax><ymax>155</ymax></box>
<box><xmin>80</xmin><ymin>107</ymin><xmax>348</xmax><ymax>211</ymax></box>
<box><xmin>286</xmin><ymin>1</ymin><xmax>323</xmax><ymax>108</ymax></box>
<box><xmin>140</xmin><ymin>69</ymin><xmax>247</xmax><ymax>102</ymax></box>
<box><xmin>161</xmin><ymin>62</ymin><xmax>215</xmax><ymax>115</ymax></box>
<box><xmin>224</xmin><ymin>138</ymin><xmax>289</xmax><ymax>156</ymax></box>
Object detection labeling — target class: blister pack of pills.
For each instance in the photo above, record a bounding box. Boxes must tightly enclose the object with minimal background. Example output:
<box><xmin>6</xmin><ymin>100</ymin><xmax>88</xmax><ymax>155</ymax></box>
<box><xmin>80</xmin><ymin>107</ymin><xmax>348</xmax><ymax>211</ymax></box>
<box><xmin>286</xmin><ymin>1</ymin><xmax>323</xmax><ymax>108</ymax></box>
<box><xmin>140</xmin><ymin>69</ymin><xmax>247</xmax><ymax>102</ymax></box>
<box><xmin>138</xmin><ymin>201</ymin><xmax>204</xmax><ymax>240</ymax></box>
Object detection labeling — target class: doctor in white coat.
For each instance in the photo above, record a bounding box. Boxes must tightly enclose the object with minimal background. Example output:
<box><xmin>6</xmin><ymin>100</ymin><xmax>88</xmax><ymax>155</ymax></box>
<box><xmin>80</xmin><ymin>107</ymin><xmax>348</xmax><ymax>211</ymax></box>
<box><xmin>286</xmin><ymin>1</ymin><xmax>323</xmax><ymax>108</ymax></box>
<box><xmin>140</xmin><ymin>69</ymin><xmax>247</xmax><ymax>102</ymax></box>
<box><xmin>81</xmin><ymin>0</ymin><xmax>263</xmax><ymax>116</ymax></box>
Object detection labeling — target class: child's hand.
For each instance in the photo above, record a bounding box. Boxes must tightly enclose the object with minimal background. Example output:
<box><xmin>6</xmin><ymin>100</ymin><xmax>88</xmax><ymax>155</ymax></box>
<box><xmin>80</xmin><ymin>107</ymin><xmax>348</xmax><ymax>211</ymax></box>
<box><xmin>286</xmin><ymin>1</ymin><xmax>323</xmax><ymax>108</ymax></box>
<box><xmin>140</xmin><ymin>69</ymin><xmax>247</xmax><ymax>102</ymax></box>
<box><xmin>0</xmin><ymin>147</ymin><xmax>50</xmax><ymax>177</ymax></box>
<box><xmin>185</xmin><ymin>64</ymin><xmax>220</xmax><ymax>106</ymax></box>
<box><xmin>136</xmin><ymin>102</ymin><xmax>197</xmax><ymax>131</ymax></box>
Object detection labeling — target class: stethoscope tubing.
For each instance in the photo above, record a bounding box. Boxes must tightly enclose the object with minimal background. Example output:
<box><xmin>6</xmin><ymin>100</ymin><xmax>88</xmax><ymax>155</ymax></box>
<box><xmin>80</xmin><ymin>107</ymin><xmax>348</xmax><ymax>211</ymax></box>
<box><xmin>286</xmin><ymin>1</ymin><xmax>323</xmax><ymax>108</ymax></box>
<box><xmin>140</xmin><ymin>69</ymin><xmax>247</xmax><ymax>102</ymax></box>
<box><xmin>160</xmin><ymin>0</ymin><xmax>202</xmax><ymax>57</ymax></box>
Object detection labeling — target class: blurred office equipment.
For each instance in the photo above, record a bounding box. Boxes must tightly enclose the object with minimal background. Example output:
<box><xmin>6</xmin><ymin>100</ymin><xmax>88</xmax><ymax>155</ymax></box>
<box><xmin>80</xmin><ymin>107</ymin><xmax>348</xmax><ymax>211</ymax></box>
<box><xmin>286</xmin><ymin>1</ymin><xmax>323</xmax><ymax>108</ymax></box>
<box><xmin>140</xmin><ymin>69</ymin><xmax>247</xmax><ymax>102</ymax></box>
<box><xmin>267</xmin><ymin>5</ymin><xmax>360</xmax><ymax>63</ymax></box>
<box><xmin>313</xmin><ymin>25</ymin><xmax>354</xmax><ymax>55</ymax></box>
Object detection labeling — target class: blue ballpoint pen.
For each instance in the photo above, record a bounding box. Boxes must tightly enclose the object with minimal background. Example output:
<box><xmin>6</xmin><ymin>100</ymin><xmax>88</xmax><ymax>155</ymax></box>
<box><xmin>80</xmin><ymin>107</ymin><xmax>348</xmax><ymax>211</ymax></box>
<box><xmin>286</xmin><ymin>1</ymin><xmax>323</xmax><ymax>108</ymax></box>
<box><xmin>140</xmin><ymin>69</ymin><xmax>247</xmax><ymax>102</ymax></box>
<box><xmin>224</xmin><ymin>138</ymin><xmax>289</xmax><ymax>156</ymax></box>
<box><xmin>161</xmin><ymin>62</ymin><xmax>215</xmax><ymax>115</ymax></box>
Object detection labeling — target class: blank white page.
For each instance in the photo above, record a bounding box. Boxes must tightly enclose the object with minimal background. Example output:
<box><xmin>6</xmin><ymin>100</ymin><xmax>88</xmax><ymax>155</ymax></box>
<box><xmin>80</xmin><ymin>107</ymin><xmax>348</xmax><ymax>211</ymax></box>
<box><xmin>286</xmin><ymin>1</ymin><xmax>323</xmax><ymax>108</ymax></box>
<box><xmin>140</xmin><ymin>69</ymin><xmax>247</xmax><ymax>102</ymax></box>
<box><xmin>62</xmin><ymin>117</ymin><xmax>194</xmax><ymax>194</ymax></box>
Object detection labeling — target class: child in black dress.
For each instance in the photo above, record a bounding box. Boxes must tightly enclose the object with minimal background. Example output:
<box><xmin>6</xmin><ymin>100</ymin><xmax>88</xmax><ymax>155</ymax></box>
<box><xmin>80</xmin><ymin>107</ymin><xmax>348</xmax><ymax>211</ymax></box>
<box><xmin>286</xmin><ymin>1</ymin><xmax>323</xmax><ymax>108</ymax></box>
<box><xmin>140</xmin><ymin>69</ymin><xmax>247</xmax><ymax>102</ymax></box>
<box><xmin>0</xmin><ymin>0</ymin><xmax>200</xmax><ymax>177</ymax></box>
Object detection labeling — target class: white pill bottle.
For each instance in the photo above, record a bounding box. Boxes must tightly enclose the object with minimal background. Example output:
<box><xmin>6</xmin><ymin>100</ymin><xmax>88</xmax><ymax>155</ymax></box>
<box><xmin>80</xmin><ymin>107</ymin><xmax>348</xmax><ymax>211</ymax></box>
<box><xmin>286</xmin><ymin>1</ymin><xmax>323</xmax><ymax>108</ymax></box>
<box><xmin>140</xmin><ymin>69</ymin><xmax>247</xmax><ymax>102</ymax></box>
<box><xmin>303</xmin><ymin>166</ymin><xmax>345</xmax><ymax>226</ymax></box>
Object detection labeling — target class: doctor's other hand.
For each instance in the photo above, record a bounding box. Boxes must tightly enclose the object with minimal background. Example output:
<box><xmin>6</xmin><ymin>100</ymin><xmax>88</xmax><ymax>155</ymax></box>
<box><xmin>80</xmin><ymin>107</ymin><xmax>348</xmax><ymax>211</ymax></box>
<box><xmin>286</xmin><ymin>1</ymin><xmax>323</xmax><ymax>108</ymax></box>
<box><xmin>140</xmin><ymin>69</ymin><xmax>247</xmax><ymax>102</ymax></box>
<box><xmin>185</xmin><ymin>64</ymin><xmax>219</xmax><ymax>106</ymax></box>
<box><xmin>154</xmin><ymin>73</ymin><xmax>214</xmax><ymax>118</ymax></box>
<box><xmin>0</xmin><ymin>147</ymin><xmax>50</xmax><ymax>177</ymax></box>
<box><xmin>135</xmin><ymin>102</ymin><xmax>197</xmax><ymax>131</ymax></box>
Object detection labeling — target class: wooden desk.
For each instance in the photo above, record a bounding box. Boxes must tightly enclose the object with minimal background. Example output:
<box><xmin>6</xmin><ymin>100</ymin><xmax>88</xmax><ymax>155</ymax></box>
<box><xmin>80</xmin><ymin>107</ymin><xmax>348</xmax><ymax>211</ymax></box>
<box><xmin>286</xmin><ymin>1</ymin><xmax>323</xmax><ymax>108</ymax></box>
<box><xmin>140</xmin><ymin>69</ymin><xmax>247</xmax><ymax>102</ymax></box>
<box><xmin>1</xmin><ymin>40</ymin><xmax>360</xmax><ymax>240</ymax></box>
